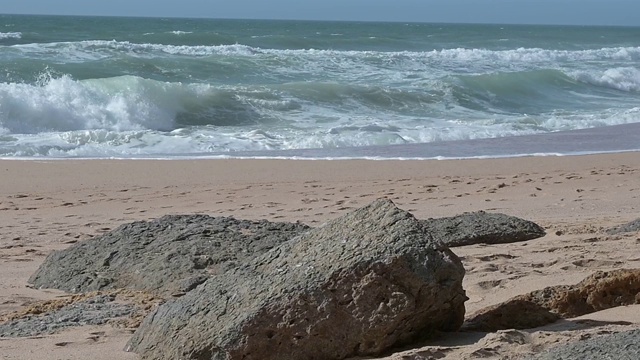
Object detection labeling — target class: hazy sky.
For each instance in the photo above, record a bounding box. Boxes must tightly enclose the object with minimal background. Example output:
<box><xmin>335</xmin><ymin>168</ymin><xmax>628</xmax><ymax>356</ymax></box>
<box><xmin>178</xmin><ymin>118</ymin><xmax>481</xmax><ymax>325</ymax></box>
<box><xmin>3</xmin><ymin>0</ymin><xmax>639</xmax><ymax>26</ymax></box>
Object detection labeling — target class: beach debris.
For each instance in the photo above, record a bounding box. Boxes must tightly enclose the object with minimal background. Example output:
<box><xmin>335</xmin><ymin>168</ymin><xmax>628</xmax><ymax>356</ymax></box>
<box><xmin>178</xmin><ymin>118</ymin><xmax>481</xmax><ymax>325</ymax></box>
<box><xmin>464</xmin><ymin>268</ymin><xmax>640</xmax><ymax>332</ymax></box>
<box><xmin>28</xmin><ymin>215</ymin><xmax>310</xmax><ymax>297</ymax></box>
<box><xmin>421</xmin><ymin>210</ymin><xmax>546</xmax><ymax>247</ymax></box>
<box><xmin>126</xmin><ymin>198</ymin><xmax>467</xmax><ymax>360</ymax></box>
<box><xmin>606</xmin><ymin>218</ymin><xmax>640</xmax><ymax>235</ymax></box>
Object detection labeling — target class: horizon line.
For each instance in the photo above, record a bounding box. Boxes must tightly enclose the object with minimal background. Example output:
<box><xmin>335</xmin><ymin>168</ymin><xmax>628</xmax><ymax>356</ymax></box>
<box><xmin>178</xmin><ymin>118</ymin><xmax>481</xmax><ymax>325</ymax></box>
<box><xmin>2</xmin><ymin>12</ymin><xmax>639</xmax><ymax>28</ymax></box>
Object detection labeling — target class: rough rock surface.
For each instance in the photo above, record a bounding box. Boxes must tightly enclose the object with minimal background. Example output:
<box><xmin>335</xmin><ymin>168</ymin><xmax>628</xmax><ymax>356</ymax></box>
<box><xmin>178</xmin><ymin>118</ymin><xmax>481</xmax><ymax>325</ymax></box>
<box><xmin>126</xmin><ymin>199</ymin><xmax>467</xmax><ymax>360</ymax></box>
<box><xmin>606</xmin><ymin>218</ymin><xmax>640</xmax><ymax>235</ymax></box>
<box><xmin>421</xmin><ymin>211</ymin><xmax>546</xmax><ymax>247</ymax></box>
<box><xmin>28</xmin><ymin>209</ymin><xmax>542</xmax><ymax>299</ymax></box>
<box><xmin>29</xmin><ymin>215</ymin><xmax>310</xmax><ymax>297</ymax></box>
<box><xmin>527</xmin><ymin>328</ymin><xmax>640</xmax><ymax>360</ymax></box>
<box><xmin>0</xmin><ymin>294</ymin><xmax>136</xmax><ymax>337</ymax></box>
<box><xmin>464</xmin><ymin>269</ymin><xmax>640</xmax><ymax>331</ymax></box>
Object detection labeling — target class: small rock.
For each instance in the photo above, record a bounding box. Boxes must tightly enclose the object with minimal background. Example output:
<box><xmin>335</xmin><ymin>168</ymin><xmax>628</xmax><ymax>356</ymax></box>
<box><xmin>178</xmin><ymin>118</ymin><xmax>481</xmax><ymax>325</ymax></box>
<box><xmin>464</xmin><ymin>268</ymin><xmax>640</xmax><ymax>331</ymax></box>
<box><xmin>422</xmin><ymin>211</ymin><xmax>546</xmax><ymax>247</ymax></box>
<box><xmin>606</xmin><ymin>219</ymin><xmax>640</xmax><ymax>235</ymax></box>
<box><xmin>0</xmin><ymin>294</ymin><xmax>137</xmax><ymax>337</ymax></box>
<box><xmin>527</xmin><ymin>328</ymin><xmax>640</xmax><ymax>360</ymax></box>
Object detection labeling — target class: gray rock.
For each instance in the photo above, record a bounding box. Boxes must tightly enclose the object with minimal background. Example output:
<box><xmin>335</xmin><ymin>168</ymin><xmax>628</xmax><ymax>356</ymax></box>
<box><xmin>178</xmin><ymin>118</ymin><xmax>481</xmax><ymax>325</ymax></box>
<box><xmin>28</xmin><ymin>208</ymin><xmax>541</xmax><ymax>300</ymax></box>
<box><xmin>606</xmin><ymin>218</ymin><xmax>640</xmax><ymax>235</ymax></box>
<box><xmin>421</xmin><ymin>211</ymin><xmax>546</xmax><ymax>247</ymax></box>
<box><xmin>0</xmin><ymin>294</ymin><xmax>136</xmax><ymax>338</ymax></box>
<box><xmin>527</xmin><ymin>329</ymin><xmax>640</xmax><ymax>360</ymax></box>
<box><xmin>126</xmin><ymin>199</ymin><xmax>467</xmax><ymax>360</ymax></box>
<box><xmin>29</xmin><ymin>215</ymin><xmax>310</xmax><ymax>297</ymax></box>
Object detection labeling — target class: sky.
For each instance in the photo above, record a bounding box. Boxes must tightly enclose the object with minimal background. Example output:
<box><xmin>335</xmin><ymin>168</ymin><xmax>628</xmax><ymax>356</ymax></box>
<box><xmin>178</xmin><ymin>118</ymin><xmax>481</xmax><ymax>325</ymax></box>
<box><xmin>2</xmin><ymin>0</ymin><xmax>639</xmax><ymax>27</ymax></box>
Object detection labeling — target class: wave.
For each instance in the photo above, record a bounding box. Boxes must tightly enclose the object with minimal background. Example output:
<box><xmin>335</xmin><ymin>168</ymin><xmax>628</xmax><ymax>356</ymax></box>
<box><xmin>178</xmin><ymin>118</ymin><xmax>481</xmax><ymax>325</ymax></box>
<box><xmin>1</xmin><ymin>67</ymin><xmax>639</xmax><ymax>158</ymax></box>
<box><xmin>0</xmin><ymin>75</ymin><xmax>172</xmax><ymax>133</ymax></box>
<box><xmin>0</xmin><ymin>73</ymin><xmax>304</xmax><ymax>134</ymax></box>
<box><xmin>11</xmin><ymin>40</ymin><xmax>640</xmax><ymax>63</ymax></box>
<box><xmin>430</xmin><ymin>46</ymin><xmax>640</xmax><ymax>63</ymax></box>
<box><xmin>1</xmin><ymin>69</ymin><xmax>636</xmax><ymax>135</ymax></box>
<box><xmin>0</xmin><ymin>72</ymin><xmax>441</xmax><ymax>135</ymax></box>
<box><xmin>0</xmin><ymin>32</ymin><xmax>21</xmax><ymax>40</ymax></box>
<box><xmin>276</xmin><ymin>81</ymin><xmax>442</xmax><ymax>111</ymax></box>
<box><xmin>3</xmin><ymin>107</ymin><xmax>639</xmax><ymax>158</ymax></box>
<box><xmin>571</xmin><ymin>67</ymin><xmax>640</xmax><ymax>93</ymax></box>
<box><xmin>451</xmin><ymin>69</ymin><xmax>585</xmax><ymax>113</ymax></box>
<box><xmin>12</xmin><ymin>40</ymin><xmax>258</xmax><ymax>59</ymax></box>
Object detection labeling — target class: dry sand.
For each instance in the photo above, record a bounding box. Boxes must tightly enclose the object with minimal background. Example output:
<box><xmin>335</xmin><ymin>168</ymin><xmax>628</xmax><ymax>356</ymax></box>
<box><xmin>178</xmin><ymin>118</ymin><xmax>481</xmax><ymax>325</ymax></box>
<box><xmin>1</xmin><ymin>152</ymin><xmax>639</xmax><ymax>359</ymax></box>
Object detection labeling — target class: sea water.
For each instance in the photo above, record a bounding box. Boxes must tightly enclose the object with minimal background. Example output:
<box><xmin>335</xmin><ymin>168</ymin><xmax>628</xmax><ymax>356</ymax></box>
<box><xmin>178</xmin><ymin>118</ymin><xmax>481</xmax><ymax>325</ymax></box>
<box><xmin>1</xmin><ymin>15</ymin><xmax>639</xmax><ymax>159</ymax></box>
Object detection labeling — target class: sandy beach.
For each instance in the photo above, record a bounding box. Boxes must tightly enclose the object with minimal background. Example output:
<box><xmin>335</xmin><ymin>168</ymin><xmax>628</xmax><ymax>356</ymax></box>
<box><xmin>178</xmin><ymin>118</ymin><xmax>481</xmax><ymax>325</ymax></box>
<box><xmin>1</xmin><ymin>152</ymin><xmax>639</xmax><ymax>359</ymax></box>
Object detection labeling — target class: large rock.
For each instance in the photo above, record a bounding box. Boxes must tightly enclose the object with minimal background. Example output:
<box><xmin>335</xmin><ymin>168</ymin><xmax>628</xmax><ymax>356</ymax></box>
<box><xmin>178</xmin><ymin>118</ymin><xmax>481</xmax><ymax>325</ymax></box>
<box><xmin>29</xmin><ymin>215</ymin><xmax>310</xmax><ymax>297</ymax></box>
<box><xmin>464</xmin><ymin>269</ymin><xmax>640</xmax><ymax>331</ymax></box>
<box><xmin>421</xmin><ymin>211</ymin><xmax>546</xmax><ymax>247</ymax></box>
<box><xmin>126</xmin><ymin>199</ymin><xmax>467</xmax><ymax>360</ymax></box>
<box><xmin>29</xmin><ymin>208</ymin><xmax>542</xmax><ymax>299</ymax></box>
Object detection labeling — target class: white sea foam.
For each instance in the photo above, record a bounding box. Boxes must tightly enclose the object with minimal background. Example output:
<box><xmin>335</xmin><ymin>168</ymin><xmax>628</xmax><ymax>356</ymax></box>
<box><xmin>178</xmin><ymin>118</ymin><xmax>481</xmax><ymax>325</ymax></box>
<box><xmin>4</xmin><ymin>70</ymin><xmax>639</xmax><ymax>158</ymax></box>
<box><xmin>431</xmin><ymin>47</ymin><xmax>640</xmax><ymax>63</ymax></box>
<box><xmin>2</xmin><ymin>115</ymin><xmax>638</xmax><ymax>158</ymax></box>
<box><xmin>12</xmin><ymin>40</ymin><xmax>640</xmax><ymax>65</ymax></box>
<box><xmin>3</xmin><ymin>18</ymin><xmax>640</xmax><ymax>159</ymax></box>
<box><xmin>571</xmin><ymin>67</ymin><xmax>640</xmax><ymax>92</ymax></box>
<box><xmin>0</xmin><ymin>32</ymin><xmax>21</xmax><ymax>39</ymax></box>
<box><xmin>541</xmin><ymin>107</ymin><xmax>640</xmax><ymax>130</ymax></box>
<box><xmin>2</xmin><ymin>39</ymin><xmax>640</xmax><ymax>158</ymax></box>
<box><xmin>12</xmin><ymin>40</ymin><xmax>257</xmax><ymax>61</ymax></box>
<box><xmin>0</xmin><ymin>74</ymin><xmax>199</xmax><ymax>134</ymax></box>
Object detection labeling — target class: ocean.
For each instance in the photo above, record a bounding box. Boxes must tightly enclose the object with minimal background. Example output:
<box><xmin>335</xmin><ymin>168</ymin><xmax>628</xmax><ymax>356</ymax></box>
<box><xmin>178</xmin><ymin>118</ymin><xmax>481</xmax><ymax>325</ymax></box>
<box><xmin>1</xmin><ymin>14</ymin><xmax>639</xmax><ymax>159</ymax></box>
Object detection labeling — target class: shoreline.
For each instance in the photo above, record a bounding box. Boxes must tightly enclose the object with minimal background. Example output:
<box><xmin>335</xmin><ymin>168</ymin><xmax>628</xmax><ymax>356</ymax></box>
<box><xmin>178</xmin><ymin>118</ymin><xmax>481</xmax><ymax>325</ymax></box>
<box><xmin>217</xmin><ymin>122</ymin><xmax>640</xmax><ymax>161</ymax></box>
<box><xmin>3</xmin><ymin>122</ymin><xmax>640</xmax><ymax>161</ymax></box>
<box><xmin>1</xmin><ymin>152</ymin><xmax>639</xmax><ymax>359</ymax></box>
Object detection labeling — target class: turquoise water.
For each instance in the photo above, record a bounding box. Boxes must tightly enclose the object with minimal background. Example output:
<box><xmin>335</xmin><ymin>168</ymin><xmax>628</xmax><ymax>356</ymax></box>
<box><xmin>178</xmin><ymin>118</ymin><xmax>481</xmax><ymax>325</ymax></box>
<box><xmin>1</xmin><ymin>15</ymin><xmax>639</xmax><ymax>158</ymax></box>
